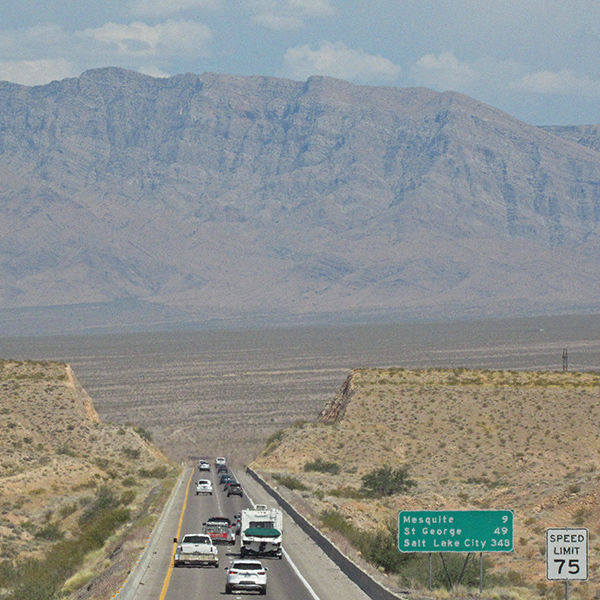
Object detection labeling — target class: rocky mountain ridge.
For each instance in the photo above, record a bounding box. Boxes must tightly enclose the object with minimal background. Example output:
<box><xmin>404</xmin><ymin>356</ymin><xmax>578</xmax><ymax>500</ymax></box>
<box><xmin>2</xmin><ymin>69</ymin><xmax>600</xmax><ymax>333</ymax></box>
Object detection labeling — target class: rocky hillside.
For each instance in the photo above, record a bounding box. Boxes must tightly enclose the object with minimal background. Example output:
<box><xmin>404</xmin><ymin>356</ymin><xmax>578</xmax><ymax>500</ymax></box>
<box><xmin>0</xmin><ymin>360</ymin><xmax>178</xmax><ymax>600</ymax></box>
<box><xmin>2</xmin><ymin>69</ymin><xmax>600</xmax><ymax>334</ymax></box>
<box><xmin>252</xmin><ymin>368</ymin><xmax>600</xmax><ymax>591</ymax></box>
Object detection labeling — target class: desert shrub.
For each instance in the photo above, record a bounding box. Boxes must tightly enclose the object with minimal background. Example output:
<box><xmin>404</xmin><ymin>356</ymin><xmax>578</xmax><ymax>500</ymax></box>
<box><xmin>122</xmin><ymin>476</ymin><xmax>137</xmax><ymax>487</ymax></box>
<box><xmin>120</xmin><ymin>490</ymin><xmax>136</xmax><ymax>506</ymax></box>
<box><xmin>94</xmin><ymin>458</ymin><xmax>110</xmax><ymax>470</ymax></box>
<box><xmin>34</xmin><ymin>523</ymin><xmax>64</xmax><ymax>541</ymax></box>
<box><xmin>78</xmin><ymin>487</ymin><xmax>120</xmax><ymax>525</ymax></box>
<box><xmin>328</xmin><ymin>486</ymin><xmax>366</xmax><ymax>499</ymax></box>
<box><xmin>58</xmin><ymin>503</ymin><xmax>78</xmax><ymax>520</ymax></box>
<box><xmin>397</xmin><ymin>552</ymin><xmax>490</xmax><ymax>590</ymax></box>
<box><xmin>265</xmin><ymin>429</ymin><xmax>285</xmax><ymax>448</ymax></box>
<box><xmin>272</xmin><ymin>474</ymin><xmax>310</xmax><ymax>491</ymax></box>
<box><xmin>56</xmin><ymin>444</ymin><xmax>76</xmax><ymax>457</ymax></box>
<box><xmin>361</xmin><ymin>465</ymin><xmax>416</xmax><ymax>497</ymax></box>
<box><xmin>304</xmin><ymin>458</ymin><xmax>340</xmax><ymax>474</ymax></box>
<box><xmin>138</xmin><ymin>466</ymin><xmax>169</xmax><ymax>479</ymax></box>
<box><xmin>4</xmin><ymin>487</ymin><xmax>132</xmax><ymax>600</ymax></box>
<box><xmin>133</xmin><ymin>425</ymin><xmax>153</xmax><ymax>443</ymax></box>
<box><xmin>320</xmin><ymin>510</ymin><xmax>411</xmax><ymax>573</ymax></box>
<box><xmin>122</xmin><ymin>447</ymin><xmax>141</xmax><ymax>459</ymax></box>
<box><xmin>0</xmin><ymin>560</ymin><xmax>16</xmax><ymax>588</ymax></box>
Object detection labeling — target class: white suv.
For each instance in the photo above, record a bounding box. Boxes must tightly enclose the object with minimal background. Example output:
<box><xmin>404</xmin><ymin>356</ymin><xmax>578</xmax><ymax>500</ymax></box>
<box><xmin>225</xmin><ymin>560</ymin><xmax>267</xmax><ymax>595</ymax></box>
<box><xmin>196</xmin><ymin>479</ymin><xmax>213</xmax><ymax>495</ymax></box>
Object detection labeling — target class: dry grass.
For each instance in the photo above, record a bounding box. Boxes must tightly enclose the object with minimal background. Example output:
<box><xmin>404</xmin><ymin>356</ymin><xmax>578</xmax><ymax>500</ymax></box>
<box><xmin>0</xmin><ymin>360</ymin><xmax>178</xmax><ymax>600</ymax></box>
<box><xmin>253</xmin><ymin>367</ymin><xmax>600</xmax><ymax>593</ymax></box>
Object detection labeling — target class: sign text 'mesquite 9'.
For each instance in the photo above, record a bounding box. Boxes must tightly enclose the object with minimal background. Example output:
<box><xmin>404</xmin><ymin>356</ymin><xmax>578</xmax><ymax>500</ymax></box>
<box><xmin>398</xmin><ymin>510</ymin><xmax>513</xmax><ymax>553</ymax></box>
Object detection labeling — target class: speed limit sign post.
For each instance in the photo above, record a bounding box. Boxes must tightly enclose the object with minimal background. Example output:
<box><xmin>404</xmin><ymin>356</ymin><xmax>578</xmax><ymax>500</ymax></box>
<box><xmin>547</xmin><ymin>528</ymin><xmax>588</xmax><ymax>600</ymax></box>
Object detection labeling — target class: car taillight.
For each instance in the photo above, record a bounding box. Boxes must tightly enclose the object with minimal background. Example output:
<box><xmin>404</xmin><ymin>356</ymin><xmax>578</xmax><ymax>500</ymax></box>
<box><xmin>229</xmin><ymin>570</ymin><xmax>237</xmax><ymax>575</ymax></box>
<box><xmin>258</xmin><ymin>571</ymin><xmax>266</xmax><ymax>575</ymax></box>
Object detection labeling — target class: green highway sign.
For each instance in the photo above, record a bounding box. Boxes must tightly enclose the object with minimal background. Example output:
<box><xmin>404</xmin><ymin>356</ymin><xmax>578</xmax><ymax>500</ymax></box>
<box><xmin>398</xmin><ymin>510</ymin><xmax>513</xmax><ymax>553</ymax></box>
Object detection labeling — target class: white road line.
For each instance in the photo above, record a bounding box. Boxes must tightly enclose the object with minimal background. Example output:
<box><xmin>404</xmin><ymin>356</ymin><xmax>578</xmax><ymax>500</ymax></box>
<box><xmin>245</xmin><ymin>489</ymin><xmax>322</xmax><ymax>600</ymax></box>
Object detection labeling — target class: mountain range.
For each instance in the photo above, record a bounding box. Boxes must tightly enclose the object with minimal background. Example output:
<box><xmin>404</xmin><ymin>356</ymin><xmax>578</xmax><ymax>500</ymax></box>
<box><xmin>1</xmin><ymin>67</ymin><xmax>600</xmax><ymax>335</ymax></box>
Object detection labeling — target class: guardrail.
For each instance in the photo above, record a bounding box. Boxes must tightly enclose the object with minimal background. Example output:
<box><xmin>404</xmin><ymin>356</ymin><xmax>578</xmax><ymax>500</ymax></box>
<box><xmin>246</xmin><ymin>466</ymin><xmax>404</xmax><ymax>600</ymax></box>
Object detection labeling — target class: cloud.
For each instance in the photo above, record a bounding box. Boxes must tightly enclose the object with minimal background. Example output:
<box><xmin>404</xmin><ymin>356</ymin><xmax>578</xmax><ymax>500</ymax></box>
<box><xmin>281</xmin><ymin>41</ymin><xmax>401</xmax><ymax>83</ymax></box>
<box><xmin>509</xmin><ymin>69</ymin><xmax>600</xmax><ymax>96</ymax></box>
<box><xmin>78</xmin><ymin>19</ymin><xmax>212</xmax><ymax>57</ymax></box>
<box><xmin>138</xmin><ymin>65</ymin><xmax>172</xmax><ymax>78</ymax></box>
<box><xmin>252</xmin><ymin>14</ymin><xmax>304</xmax><ymax>29</ymax></box>
<box><xmin>250</xmin><ymin>0</ymin><xmax>334</xmax><ymax>29</ymax></box>
<box><xmin>0</xmin><ymin>59</ymin><xmax>75</xmax><ymax>86</ymax></box>
<box><xmin>288</xmin><ymin>0</ymin><xmax>334</xmax><ymax>16</ymax></box>
<box><xmin>413</xmin><ymin>52</ymin><xmax>479</xmax><ymax>91</ymax></box>
<box><xmin>129</xmin><ymin>0</ymin><xmax>221</xmax><ymax>18</ymax></box>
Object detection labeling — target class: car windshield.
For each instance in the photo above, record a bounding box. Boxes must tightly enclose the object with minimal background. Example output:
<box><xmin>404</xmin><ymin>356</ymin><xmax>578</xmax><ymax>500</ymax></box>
<box><xmin>233</xmin><ymin>563</ymin><xmax>263</xmax><ymax>570</ymax></box>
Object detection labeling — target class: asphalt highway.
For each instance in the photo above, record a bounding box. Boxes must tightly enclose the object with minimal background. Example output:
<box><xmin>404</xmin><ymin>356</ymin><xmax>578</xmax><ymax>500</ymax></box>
<box><xmin>124</xmin><ymin>463</ymin><xmax>372</xmax><ymax>600</ymax></box>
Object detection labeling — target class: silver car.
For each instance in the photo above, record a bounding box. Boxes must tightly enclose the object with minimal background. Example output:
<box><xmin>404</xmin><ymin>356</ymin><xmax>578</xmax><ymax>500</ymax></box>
<box><xmin>225</xmin><ymin>560</ymin><xmax>267</xmax><ymax>595</ymax></box>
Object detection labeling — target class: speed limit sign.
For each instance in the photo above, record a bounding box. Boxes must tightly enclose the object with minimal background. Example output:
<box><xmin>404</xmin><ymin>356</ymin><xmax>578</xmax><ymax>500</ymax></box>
<box><xmin>546</xmin><ymin>528</ymin><xmax>588</xmax><ymax>581</ymax></box>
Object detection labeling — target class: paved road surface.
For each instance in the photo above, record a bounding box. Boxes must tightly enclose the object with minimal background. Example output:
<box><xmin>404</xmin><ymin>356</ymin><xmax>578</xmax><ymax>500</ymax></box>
<box><xmin>123</xmin><ymin>462</ymin><xmax>372</xmax><ymax>600</ymax></box>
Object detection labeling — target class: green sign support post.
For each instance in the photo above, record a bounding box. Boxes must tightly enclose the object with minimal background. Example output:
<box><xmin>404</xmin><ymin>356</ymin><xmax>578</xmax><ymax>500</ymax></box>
<box><xmin>398</xmin><ymin>510</ymin><xmax>514</xmax><ymax>591</ymax></box>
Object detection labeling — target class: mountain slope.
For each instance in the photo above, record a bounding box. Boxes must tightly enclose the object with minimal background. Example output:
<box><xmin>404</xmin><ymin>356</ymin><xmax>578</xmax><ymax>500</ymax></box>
<box><xmin>2</xmin><ymin>69</ymin><xmax>600</xmax><ymax>333</ymax></box>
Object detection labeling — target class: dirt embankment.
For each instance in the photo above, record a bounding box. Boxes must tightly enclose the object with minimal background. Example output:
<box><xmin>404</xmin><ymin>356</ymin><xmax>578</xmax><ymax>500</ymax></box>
<box><xmin>253</xmin><ymin>367</ymin><xmax>600</xmax><ymax>594</ymax></box>
<box><xmin>0</xmin><ymin>360</ymin><xmax>178</xmax><ymax>600</ymax></box>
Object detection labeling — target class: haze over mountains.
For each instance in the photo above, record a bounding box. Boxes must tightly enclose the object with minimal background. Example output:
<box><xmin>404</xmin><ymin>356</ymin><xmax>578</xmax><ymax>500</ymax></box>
<box><xmin>1</xmin><ymin>67</ymin><xmax>600</xmax><ymax>335</ymax></box>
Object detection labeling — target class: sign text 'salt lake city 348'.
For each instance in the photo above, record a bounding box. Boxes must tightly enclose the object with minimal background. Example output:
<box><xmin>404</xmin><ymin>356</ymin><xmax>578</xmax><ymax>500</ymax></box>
<box><xmin>398</xmin><ymin>510</ymin><xmax>514</xmax><ymax>553</ymax></box>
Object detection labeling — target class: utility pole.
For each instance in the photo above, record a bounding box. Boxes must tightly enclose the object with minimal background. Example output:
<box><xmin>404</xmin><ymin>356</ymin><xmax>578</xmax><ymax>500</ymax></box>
<box><xmin>562</xmin><ymin>348</ymin><xmax>568</xmax><ymax>372</ymax></box>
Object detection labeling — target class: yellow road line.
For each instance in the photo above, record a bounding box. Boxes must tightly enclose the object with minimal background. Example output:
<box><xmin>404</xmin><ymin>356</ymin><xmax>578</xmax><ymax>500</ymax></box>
<box><xmin>159</xmin><ymin>469</ymin><xmax>194</xmax><ymax>600</ymax></box>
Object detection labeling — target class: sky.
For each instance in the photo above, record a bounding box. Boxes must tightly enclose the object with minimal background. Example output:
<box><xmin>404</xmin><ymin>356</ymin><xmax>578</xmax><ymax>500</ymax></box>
<box><xmin>0</xmin><ymin>0</ymin><xmax>599</xmax><ymax>126</ymax></box>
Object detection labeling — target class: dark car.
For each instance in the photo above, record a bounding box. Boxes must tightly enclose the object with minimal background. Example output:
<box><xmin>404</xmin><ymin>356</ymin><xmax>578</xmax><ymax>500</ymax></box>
<box><xmin>217</xmin><ymin>464</ymin><xmax>228</xmax><ymax>474</ymax></box>
<box><xmin>227</xmin><ymin>482</ymin><xmax>243</xmax><ymax>497</ymax></box>
<box><xmin>220</xmin><ymin>473</ymin><xmax>233</xmax><ymax>486</ymax></box>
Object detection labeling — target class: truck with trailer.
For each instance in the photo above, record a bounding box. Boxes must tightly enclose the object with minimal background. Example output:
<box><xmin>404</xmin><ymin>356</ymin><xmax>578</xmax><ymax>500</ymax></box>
<box><xmin>240</xmin><ymin>505</ymin><xmax>283</xmax><ymax>559</ymax></box>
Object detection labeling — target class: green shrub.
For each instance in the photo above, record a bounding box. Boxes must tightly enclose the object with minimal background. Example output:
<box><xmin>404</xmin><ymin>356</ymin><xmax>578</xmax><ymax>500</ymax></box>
<box><xmin>58</xmin><ymin>504</ymin><xmax>78</xmax><ymax>520</ymax></box>
<box><xmin>304</xmin><ymin>458</ymin><xmax>340</xmax><ymax>474</ymax></box>
<box><xmin>361</xmin><ymin>465</ymin><xmax>416</xmax><ymax>497</ymax></box>
<box><xmin>122</xmin><ymin>447</ymin><xmax>141</xmax><ymax>459</ymax></box>
<box><xmin>138</xmin><ymin>466</ymin><xmax>169</xmax><ymax>479</ymax></box>
<box><xmin>133</xmin><ymin>425</ymin><xmax>153</xmax><ymax>443</ymax></box>
<box><xmin>265</xmin><ymin>429</ymin><xmax>285</xmax><ymax>454</ymax></box>
<box><xmin>120</xmin><ymin>491</ymin><xmax>136</xmax><ymax>506</ymax></box>
<box><xmin>3</xmin><ymin>486</ymin><xmax>133</xmax><ymax>600</ymax></box>
<box><xmin>272</xmin><ymin>474</ymin><xmax>310</xmax><ymax>491</ymax></box>
<box><xmin>34</xmin><ymin>523</ymin><xmax>64</xmax><ymax>541</ymax></box>
<box><xmin>396</xmin><ymin>552</ymin><xmax>490</xmax><ymax>589</ymax></box>
<box><xmin>328</xmin><ymin>486</ymin><xmax>365</xmax><ymax>499</ymax></box>
<box><xmin>320</xmin><ymin>510</ymin><xmax>411</xmax><ymax>574</ymax></box>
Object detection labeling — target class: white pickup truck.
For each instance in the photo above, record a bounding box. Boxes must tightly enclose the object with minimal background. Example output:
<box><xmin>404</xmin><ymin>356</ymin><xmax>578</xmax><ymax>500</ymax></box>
<box><xmin>173</xmin><ymin>533</ymin><xmax>219</xmax><ymax>567</ymax></box>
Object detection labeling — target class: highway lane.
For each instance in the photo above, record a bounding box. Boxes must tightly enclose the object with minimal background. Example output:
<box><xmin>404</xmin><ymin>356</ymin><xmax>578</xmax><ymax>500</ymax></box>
<box><xmin>126</xmin><ymin>461</ymin><xmax>371</xmax><ymax>600</ymax></box>
<box><xmin>165</xmin><ymin>463</ymin><xmax>321</xmax><ymax>600</ymax></box>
